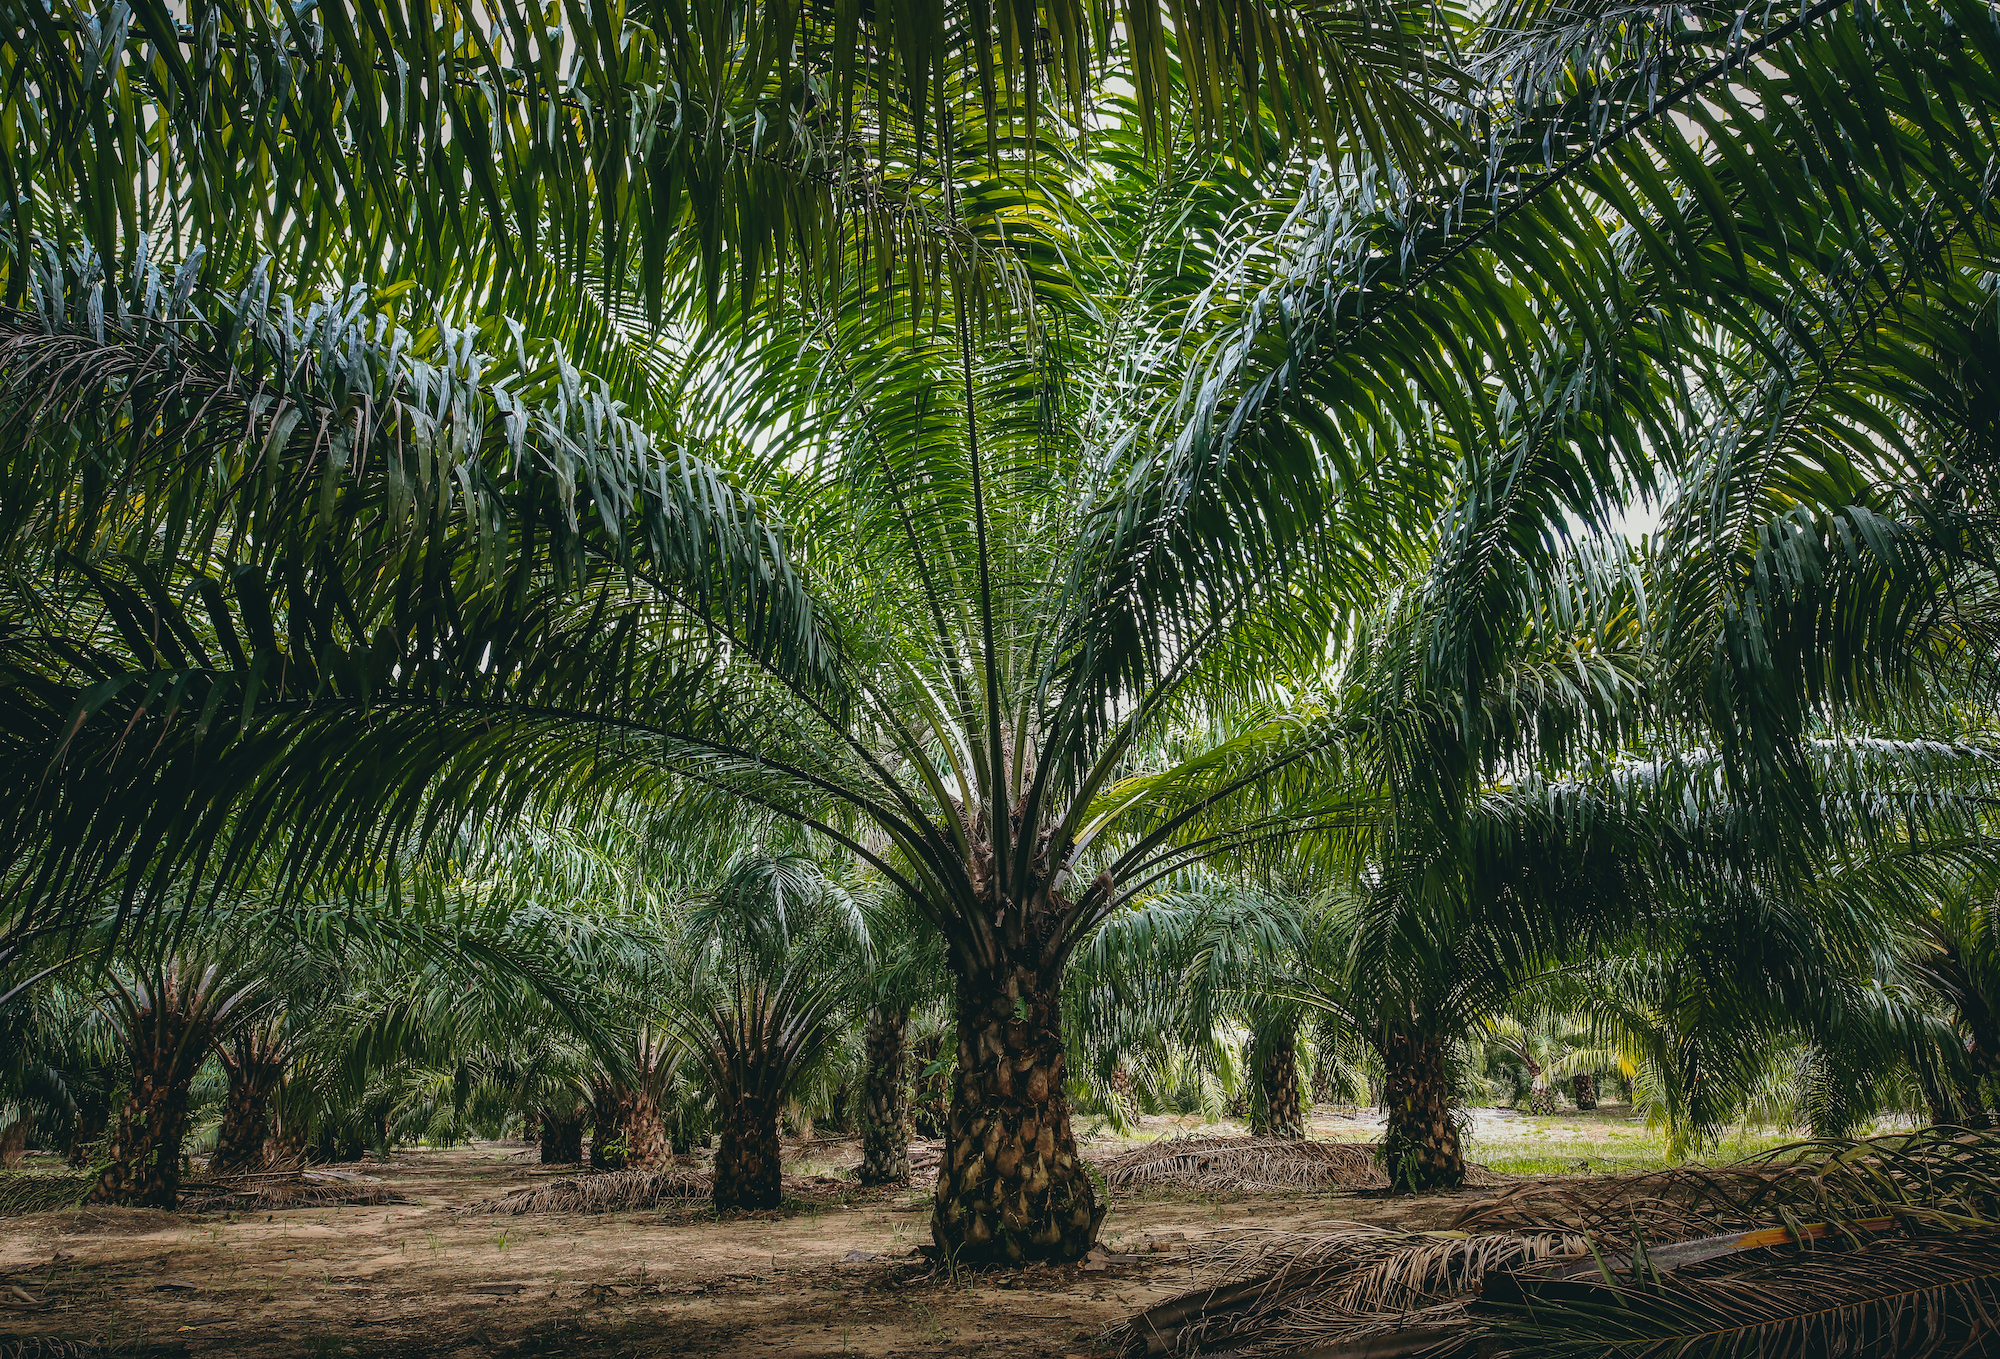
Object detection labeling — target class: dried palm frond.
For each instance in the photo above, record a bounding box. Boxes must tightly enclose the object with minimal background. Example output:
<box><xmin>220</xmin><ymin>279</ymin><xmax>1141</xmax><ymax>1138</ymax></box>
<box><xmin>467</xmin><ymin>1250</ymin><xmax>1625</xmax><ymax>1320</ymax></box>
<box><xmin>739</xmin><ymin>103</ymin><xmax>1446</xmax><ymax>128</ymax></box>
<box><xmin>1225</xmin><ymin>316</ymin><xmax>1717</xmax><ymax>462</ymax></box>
<box><xmin>458</xmin><ymin>1168</ymin><xmax>710</xmax><ymax>1215</ymax></box>
<box><xmin>1114</xmin><ymin>1226</ymin><xmax>1588</xmax><ymax>1356</ymax></box>
<box><xmin>0</xmin><ymin>1174</ymin><xmax>91</xmax><ymax>1217</ymax></box>
<box><xmin>1118</xmin><ymin>1128</ymin><xmax>2000</xmax><ymax>1357</ymax></box>
<box><xmin>1454</xmin><ymin>1125</ymin><xmax>2000</xmax><ymax>1246</ymax></box>
<box><xmin>0</xmin><ymin>1340</ymin><xmax>105</xmax><ymax>1359</ymax></box>
<box><xmin>1103</xmin><ymin>1134</ymin><xmax>1505</xmax><ymax>1196</ymax></box>
<box><xmin>178</xmin><ymin>1177</ymin><xmax>408</xmax><ymax>1213</ymax></box>
<box><xmin>1479</xmin><ymin>1229</ymin><xmax>2000</xmax><ymax>1358</ymax></box>
<box><xmin>1103</xmin><ymin>1135</ymin><xmax>1391</xmax><ymax>1193</ymax></box>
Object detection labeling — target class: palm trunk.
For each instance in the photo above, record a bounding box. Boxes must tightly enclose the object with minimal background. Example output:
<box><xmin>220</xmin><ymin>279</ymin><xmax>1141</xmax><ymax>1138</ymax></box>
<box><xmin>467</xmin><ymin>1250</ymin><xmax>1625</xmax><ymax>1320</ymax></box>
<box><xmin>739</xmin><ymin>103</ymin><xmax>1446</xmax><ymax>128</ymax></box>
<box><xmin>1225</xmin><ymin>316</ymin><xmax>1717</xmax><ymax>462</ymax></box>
<box><xmin>265</xmin><ymin>1117</ymin><xmax>307</xmax><ymax>1171</ymax></box>
<box><xmin>1524</xmin><ymin>1062</ymin><xmax>1555</xmax><ymax>1115</ymax></box>
<box><xmin>1255</xmin><ymin>1035</ymin><xmax>1304</xmax><ymax>1139</ymax></box>
<box><xmin>1379</xmin><ymin>1023</ymin><xmax>1464</xmax><ymax>1193</ymax></box>
<box><xmin>713</xmin><ymin>1090</ymin><xmax>782</xmax><ymax>1210</ymax></box>
<box><xmin>89</xmin><ymin>1043</ymin><xmax>198</xmax><ymax>1207</ymax></box>
<box><xmin>1109</xmin><ymin>1063</ymin><xmax>1139</xmax><ymax>1127</ymax></box>
<box><xmin>1572</xmin><ymin>1072</ymin><xmax>1599</xmax><ymax>1111</ymax></box>
<box><xmin>211</xmin><ymin>1060</ymin><xmax>284</xmax><ymax>1175</ymax></box>
<box><xmin>520</xmin><ymin>1109</ymin><xmax>540</xmax><ymax>1143</ymax></box>
<box><xmin>590</xmin><ymin>1082</ymin><xmax>630</xmax><ymax>1171</ymax></box>
<box><xmin>624</xmin><ymin>1088</ymin><xmax>670</xmax><ymax>1169</ymax></box>
<box><xmin>539</xmin><ymin>1105</ymin><xmax>586</xmax><ymax>1164</ymax></box>
<box><xmin>931</xmin><ymin>963</ymin><xmax>1102</xmax><ymax>1264</ymax></box>
<box><xmin>858</xmin><ymin>1005</ymin><xmax>912</xmax><ymax>1185</ymax></box>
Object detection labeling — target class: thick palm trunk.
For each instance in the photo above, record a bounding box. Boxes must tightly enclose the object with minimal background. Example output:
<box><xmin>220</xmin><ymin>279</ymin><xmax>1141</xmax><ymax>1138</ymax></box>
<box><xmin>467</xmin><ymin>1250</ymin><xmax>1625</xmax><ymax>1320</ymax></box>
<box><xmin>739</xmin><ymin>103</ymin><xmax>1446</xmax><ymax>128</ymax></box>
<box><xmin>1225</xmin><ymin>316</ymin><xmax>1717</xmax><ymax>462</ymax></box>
<box><xmin>211</xmin><ymin>1060</ymin><xmax>284</xmax><ymax>1175</ymax></box>
<box><xmin>858</xmin><ymin>1005</ymin><xmax>911</xmax><ymax>1185</ymax></box>
<box><xmin>1572</xmin><ymin>1072</ymin><xmax>1598</xmax><ymax>1110</ymax></box>
<box><xmin>540</xmin><ymin>1105</ymin><xmax>586</xmax><ymax>1164</ymax></box>
<box><xmin>624</xmin><ymin>1088</ymin><xmax>669</xmax><ymax>1169</ymax></box>
<box><xmin>89</xmin><ymin>1044</ymin><xmax>197</xmax><ymax>1207</ymax></box>
<box><xmin>931</xmin><ymin>963</ymin><xmax>1102</xmax><ymax>1264</ymax></box>
<box><xmin>1254</xmin><ymin>1036</ymin><xmax>1304</xmax><ymax>1139</ymax></box>
<box><xmin>712</xmin><ymin>1091</ymin><xmax>782</xmax><ymax>1210</ymax></box>
<box><xmin>1379</xmin><ymin>1023</ymin><xmax>1464</xmax><ymax>1192</ymax></box>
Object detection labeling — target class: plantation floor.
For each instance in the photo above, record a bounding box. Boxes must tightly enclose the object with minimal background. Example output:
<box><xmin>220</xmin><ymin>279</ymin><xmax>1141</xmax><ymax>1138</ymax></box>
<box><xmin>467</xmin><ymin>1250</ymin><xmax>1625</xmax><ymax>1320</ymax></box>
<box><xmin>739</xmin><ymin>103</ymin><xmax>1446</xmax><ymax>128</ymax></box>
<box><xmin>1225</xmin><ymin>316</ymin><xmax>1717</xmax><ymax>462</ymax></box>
<box><xmin>0</xmin><ymin>1106</ymin><xmax>1786</xmax><ymax>1358</ymax></box>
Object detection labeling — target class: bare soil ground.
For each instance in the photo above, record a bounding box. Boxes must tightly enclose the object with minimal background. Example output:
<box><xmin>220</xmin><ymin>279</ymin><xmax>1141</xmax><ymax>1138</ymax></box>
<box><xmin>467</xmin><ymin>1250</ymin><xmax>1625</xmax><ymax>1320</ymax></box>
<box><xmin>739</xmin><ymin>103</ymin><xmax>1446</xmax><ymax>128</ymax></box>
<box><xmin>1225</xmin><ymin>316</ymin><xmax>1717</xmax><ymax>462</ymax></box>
<box><xmin>0</xmin><ymin>1123</ymin><xmax>1506</xmax><ymax>1359</ymax></box>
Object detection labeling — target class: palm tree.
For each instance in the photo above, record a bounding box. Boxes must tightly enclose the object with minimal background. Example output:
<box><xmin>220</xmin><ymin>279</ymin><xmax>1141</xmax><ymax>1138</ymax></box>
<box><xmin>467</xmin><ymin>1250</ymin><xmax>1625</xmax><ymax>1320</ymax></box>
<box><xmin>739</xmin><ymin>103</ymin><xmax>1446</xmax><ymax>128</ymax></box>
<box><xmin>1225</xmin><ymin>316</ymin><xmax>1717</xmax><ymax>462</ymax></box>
<box><xmin>1481</xmin><ymin>1010</ymin><xmax>1605</xmax><ymax>1116</ymax></box>
<box><xmin>667</xmin><ymin>849</ymin><xmax>866</xmax><ymax>1210</ymax></box>
<box><xmin>10</xmin><ymin>0</ymin><xmax>2000</xmax><ymax>1259</ymax></box>
<box><xmin>88</xmin><ymin>956</ymin><xmax>262</xmax><ymax>1206</ymax></box>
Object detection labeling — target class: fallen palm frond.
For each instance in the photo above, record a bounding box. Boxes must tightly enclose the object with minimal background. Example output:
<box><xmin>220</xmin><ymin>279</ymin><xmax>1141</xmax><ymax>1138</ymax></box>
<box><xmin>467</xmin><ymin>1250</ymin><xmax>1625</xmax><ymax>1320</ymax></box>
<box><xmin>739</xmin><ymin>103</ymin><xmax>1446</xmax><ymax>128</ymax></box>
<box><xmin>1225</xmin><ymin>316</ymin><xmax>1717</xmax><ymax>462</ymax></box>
<box><xmin>1477</xmin><ymin>1229</ymin><xmax>2000</xmax><ymax>1358</ymax></box>
<box><xmin>458</xmin><ymin>1167</ymin><xmax>711</xmax><ymax>1215</ymax></box>
<box><xmin>1102</xmin><ymin>1134</ymin><xmax>1505</xmax><ymax>1195</ymax></box>
<box><xmin>1116</xmin><ymin>1126</ymin><xmax>2000</xmax><ymax>1357</ymax></box>
<box><xmin>0</xmin><ymin>1173</ymin><xmax>92</xmax><ymax>1217</ymax></box>
<box><xmin>1114</xmin><ymin>1226</ymin><xmax>1588</xmax><ymax>1356</ymax></box>
<box><xmin>1103</xmin><ymin>1136</ymin><xmax>1390</xmax><ymax>1193</ymax></box>
<box><xmin>1454</xmin><ymin>1125</ymin><xmax>2000</xmax><ymax>1246</ymax></box>
<box><xmin>0</xmin><ymin>1340</ymin><xmax>105</xmax><ymax>1359</ymax></box>
<box><xmin>178</xmin><ymin>1174</ymin><xmax>409</xmax><ymax>1213</ymax></box>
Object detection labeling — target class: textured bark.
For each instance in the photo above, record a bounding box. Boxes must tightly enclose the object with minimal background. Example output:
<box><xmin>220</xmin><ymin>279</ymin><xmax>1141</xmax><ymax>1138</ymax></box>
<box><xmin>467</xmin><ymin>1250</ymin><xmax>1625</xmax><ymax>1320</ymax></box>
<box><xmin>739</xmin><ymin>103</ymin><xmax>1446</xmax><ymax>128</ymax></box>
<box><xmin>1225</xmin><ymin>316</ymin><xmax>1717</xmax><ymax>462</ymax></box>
<box><xmin>1379</xmin><ymin>1024</ymin><xmax>1464</xmax><ymax>1192</ymax></box>
<box><xmin>1109</xmin><ymin>1064</ymin><xmax>1139</xmax><ymax>1127</ymax></box>
<box><xmin>90</xmin><ymin>1046</ymin><xmax>198</xmax><ymax>1206</ymax></box>
<box><xmin>210</xmin><ymin>1062</ymin><xmax>283</xmax><ymax>1175</ymax></box>
<box><xmin>539</xmin><ymin>1105</ymin><xmax>586</xmax><ymax>1164</ymax></box>
<box><xmin>212</xmin><ymin>1026</ymin><xmax>288</xmax><ymax>1176</ymax></box>
<box><xmin>1254</xmin><ymin>1036</ymin><xmax>1304</xmax><ymax>1139</ymax></box>
<box><xmin>858</xmin><ymin>1005</ymin><xmax>912</xmax><ymax>1186</ymax></box>
<box><xmin>1572</xmin><ymin>1072</ymin><xmax>1599</xmax><ymax>1111</ymax></box>
<box><xmin>590</xmin><ymin>1082</ymin><xmax>631</xmax><ymax>1171</ymax></box>
<box><xmin>931</xmin><ymin>966</ymin><xmax>1102</xmax><ymax>1264</ymax></box>
<box><xmin>712</xmin><ymin>1091</ymin><xmax>783</xmax><ymax>1210</ymax></box>
<box><xmin>624</xmin><ymin>1088</ymin><xmax>670</xmax><ymax>1169</ymax></box>
<box><xmin>1523</xmin><ymin>1063</ymin><xmax>1556</xmax><ymax>1115</ymax></box>
<box><xmin>265</xmin><ymin>1118</ymin><xmax>307</xmax><ymax>1171</ymax></box>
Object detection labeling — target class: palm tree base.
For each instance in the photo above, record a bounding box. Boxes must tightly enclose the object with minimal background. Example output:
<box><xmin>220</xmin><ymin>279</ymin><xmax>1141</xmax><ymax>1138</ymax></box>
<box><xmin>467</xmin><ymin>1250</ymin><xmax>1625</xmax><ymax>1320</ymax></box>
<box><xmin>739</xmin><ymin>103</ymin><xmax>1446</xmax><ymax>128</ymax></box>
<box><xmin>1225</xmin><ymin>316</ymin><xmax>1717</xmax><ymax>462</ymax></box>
<box><xmin>929</xmin><ymin>971</ymin><xmax>1103</xmax><ymax>1264</ymax></box>
<box><xmin>713</xmin><ymin>1095</ymin><xmax>782</xmax><ymax>1210</ymax></box>
<box><xmin>858</xmin><ymin>1005</ymin><xmax>911</xmax><ymax>1186</ymax></box>
<box><xmin>1380</xmin><ymin>1024</ymin><xmax>1465</xmax><ymax>1193</ymax></box>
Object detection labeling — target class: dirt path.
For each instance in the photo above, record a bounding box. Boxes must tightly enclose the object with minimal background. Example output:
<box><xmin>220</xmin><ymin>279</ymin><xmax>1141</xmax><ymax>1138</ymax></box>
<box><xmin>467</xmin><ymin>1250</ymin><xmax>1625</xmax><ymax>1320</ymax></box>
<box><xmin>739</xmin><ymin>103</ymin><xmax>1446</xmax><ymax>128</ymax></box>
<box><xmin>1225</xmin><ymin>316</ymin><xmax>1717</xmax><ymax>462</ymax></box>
<box><xmin>0</xmin><ymin>1141</ymin><xmax>1496</xmax><ymax>1358</ymax></box>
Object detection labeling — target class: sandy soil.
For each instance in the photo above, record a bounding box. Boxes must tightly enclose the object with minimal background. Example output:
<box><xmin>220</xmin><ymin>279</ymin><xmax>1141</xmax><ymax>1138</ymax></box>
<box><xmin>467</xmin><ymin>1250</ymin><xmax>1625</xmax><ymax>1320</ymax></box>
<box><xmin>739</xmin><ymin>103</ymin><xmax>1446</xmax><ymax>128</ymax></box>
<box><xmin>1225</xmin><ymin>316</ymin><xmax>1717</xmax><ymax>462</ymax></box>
<box><xmin>0</xmin><ymin>1127</ymin><xmax>1502</xmax><ymax>1359</ymax></box>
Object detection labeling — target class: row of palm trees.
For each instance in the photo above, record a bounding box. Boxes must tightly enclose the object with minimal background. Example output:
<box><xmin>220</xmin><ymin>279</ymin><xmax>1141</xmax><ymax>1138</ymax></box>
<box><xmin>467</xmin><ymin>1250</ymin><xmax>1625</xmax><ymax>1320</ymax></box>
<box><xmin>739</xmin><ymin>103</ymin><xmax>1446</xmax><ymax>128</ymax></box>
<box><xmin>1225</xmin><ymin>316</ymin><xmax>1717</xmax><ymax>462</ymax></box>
<box><xmin>6</xmin><ymin>0</ymin><xmax>2000</xmax><ymax>1262</ymax></box>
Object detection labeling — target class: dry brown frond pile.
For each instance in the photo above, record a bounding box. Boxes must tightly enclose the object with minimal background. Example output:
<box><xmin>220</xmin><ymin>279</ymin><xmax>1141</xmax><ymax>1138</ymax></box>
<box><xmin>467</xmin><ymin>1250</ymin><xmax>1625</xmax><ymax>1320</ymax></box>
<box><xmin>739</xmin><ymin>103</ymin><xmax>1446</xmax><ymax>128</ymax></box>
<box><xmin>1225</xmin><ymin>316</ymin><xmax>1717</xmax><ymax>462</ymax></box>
<box><xmin>1102</xmin><ymin>1135</ymin><xmax>1390</xmax><ymax>1193</ymax></box>
<box><xmin>1112</xmin><ymin>1127</ymin><xmax>2000</xmax><ymax>1357</ymax></box>
<box><xmin>458</xmin><ymin>1167</ymin><xmax>710</xmax><ymax>1215</ymax></box>
<box><xmin>181</xmin><ymin>1168</ymin><xmax>408</xmax><ymax>1213</ymax></box>
<box><xmin>1110</xmin><ymin>1226</ymin><xmax>1587</xmax><ymax>1356</ymax></box>
<box><xmin>1101</xmin><ymin>1134</ymin><xmax>1506</xmax><ymax>1195</ymax></box>
<box><xmin>1453</xmin><ymin>1125</ymin><xmax>2000</xmax><ymax>1245</ymax></box>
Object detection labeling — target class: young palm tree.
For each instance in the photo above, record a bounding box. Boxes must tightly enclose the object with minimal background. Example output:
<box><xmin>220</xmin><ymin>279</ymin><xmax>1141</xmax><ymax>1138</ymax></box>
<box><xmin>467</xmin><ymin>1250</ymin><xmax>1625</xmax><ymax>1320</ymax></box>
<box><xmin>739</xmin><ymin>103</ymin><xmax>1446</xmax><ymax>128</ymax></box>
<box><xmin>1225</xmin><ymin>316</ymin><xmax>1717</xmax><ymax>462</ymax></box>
<box><xmin>668</xmin><ymin>850</ymin><xmax>864</xmax><ymax>1210</ymax></box>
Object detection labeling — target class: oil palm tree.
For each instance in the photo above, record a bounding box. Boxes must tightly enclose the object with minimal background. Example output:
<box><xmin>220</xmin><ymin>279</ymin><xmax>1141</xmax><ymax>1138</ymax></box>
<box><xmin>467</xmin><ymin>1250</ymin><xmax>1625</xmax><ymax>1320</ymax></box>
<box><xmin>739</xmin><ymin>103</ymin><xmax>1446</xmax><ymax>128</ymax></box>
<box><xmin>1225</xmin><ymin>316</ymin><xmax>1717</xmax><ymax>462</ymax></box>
<box><xmin>667</xmin><ymin>848</ymin><xmax>867</xmax><ymax>1210</ymax></box>
<box><xmin>88</xmin><ymin>955</ymin><xmax>263</xmax><ymax>1206</ymax></box>
<box><xmin>10</xmin><ymin>0</ymin><xmax>2000</xmax><ymax>1262</ymax></box>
